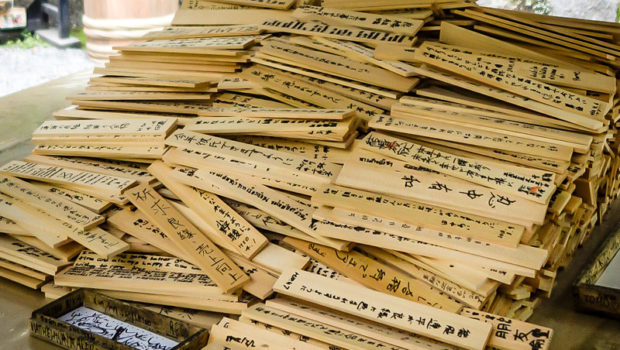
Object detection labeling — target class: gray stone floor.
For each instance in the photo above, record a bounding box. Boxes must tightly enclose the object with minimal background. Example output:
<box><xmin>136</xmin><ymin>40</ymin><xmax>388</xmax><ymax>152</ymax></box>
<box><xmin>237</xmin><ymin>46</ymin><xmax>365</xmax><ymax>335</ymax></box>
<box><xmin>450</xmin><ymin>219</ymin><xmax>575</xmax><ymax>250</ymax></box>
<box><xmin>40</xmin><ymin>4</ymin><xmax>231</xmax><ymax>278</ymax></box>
<box><xmin>0</xmin><ymin>47</ymin><xmax>93</xmax><ymax>97</ymax></box>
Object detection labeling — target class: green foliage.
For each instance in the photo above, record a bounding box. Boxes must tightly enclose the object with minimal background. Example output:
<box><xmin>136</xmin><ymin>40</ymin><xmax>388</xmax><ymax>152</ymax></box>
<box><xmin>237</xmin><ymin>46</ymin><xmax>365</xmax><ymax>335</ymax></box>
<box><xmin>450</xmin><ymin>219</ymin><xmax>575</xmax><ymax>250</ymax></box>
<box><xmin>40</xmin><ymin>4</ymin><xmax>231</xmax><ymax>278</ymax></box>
<box><xmin>70</xmin><ymin>28</ymin><xmax>87</xmax><ymax>49</ymax></box>
<box><xmin>510</xmin><ymin>0</ymin><xmax>551</xmax><ymax>15</ymax></box>
<box><xmin>3</xmin><ymin>31</ymin><xmax>49</xmax><ymax>48</ymax></box>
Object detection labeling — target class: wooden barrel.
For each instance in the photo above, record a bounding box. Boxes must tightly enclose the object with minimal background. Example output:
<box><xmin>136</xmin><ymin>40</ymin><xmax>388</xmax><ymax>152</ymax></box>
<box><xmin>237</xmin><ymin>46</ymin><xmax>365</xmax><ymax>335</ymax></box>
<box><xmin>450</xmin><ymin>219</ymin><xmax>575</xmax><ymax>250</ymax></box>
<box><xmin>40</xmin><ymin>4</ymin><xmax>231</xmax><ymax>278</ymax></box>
<box><xmin>83</xmin><ymin>0</ymin><xmax>178</xmax><ymax>64</ymax></box>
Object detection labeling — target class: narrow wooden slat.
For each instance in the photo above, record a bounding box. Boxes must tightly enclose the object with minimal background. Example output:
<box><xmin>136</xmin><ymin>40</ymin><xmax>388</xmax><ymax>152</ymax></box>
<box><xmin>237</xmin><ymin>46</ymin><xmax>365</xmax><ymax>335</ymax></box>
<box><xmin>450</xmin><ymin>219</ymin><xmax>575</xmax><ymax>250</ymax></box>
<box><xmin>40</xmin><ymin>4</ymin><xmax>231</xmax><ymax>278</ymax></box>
<box><xmin>126</xmin><ymin>183</ymin><xmax>249</xmax><ymax>293</ymax></box>
<box><xmin>273</xmin><ymin>269</ymin><xmax>492</xmax><ymax>350</ymax></box>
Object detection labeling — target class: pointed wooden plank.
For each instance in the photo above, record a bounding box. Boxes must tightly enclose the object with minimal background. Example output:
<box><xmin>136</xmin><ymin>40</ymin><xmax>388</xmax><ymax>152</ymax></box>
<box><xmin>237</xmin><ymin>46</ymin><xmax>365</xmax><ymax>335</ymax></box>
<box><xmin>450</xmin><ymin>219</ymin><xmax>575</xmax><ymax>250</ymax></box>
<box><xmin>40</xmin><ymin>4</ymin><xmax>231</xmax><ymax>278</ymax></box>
<box><xmin>338</xmin><ymin>149</ymin><xmax>546</xmax><ymax>226</ymax></box>
<box><xmin>31</xmin><ymin>183</ymin><xmax>113</xmax><ymax>213</ymax></box>
<box><xmin>13</xmin><ymin>235</ymin><xmax>83</xmax><ymax>262</ymax></box>
<box><xmin>414</xmin><ymin>43</ymin><xmax>609</xmax><ymax>121</ymax></box>
<box><xmin>461</xmin><ymin>308</ymin><xmax>553</xmax><ymax>350</ymax></box>
<box><xmin>55</xmin><ymin>253</ymin><xmax>228</xmax><ymax>299</ymax></box>
<box><xmin>312</xmin><ymin>184</ymin><xmax>524</xmax><ymax>246</ymax></box>
<box><xmin>126</xmin><ymin>183</ymin><xmax>249</xmax><ymax>293</ymax></box>
<box><xmin>0</xmin><ymin>235</ymin><xmax>70</xmax><ymax>275</ymax></box>
<box><xmin>210</xmin><ymin>318</ymin><xmax>322</xmax><ymax>349</ymax></box>
<box><xmin>148</xmin><ymin>161</ymin><xmax>268</xmax><ymax>259</ymax></box>
<box><xmin>0</xmin><ymin>216</ymin><xmax>27</xmax><ymax>235</ymax></box>
<box><xmin>0</xmin><ymin>160</ymin><xmax>137</xmax><ymax>195</ymax></box>
<box><xmin>0</xmin><ymin>266</ymin><xmax>47</xmax><ymax>289</ymax></box>
<box><xmin>193</xmin><ymin>106</ymin><xmax>353</xmax><ymax>119</ymax></box>
<box><xmin>328</xmin><ymin>208</ymin><xmax>547</xmax><ymax>270</ymax></box>
<box><xmin>115</xmin><ymin>36</ymin><xmax>258</xmax><ymax>54</ymax></box>
<box><xmin>260</xmin><ymin>19</ymin><xmax>416</xmax><ymax>46</ymax></box>
<box><xmin>142</xmin><ymin>25</ymin><xmax>262</xmax><ymax>40</ymax></box>
<box><xmin>311</xmin><ymin>208</ymin><xmax>535</xmax><ymax>278</ymax></box>
<box><xmin>361</xmin><ymin>247</ymin><xmax>485</xmax><ymax>309</ymax></box>
<box><xmin>370</xmin><ymin>115</ymin><xmax>573</xmax><ymax>161</ymax></box>
<box><xmin>266</xmin><ymin>297</ymin><xmax>457</xmax><ymax>350</ymax></box>
<box><xmin>284</xmin><ymin>237</ymin><xmax>463</xmax><ymax>312</ymax></box>
<box><xmin>33</xmin><ymin>119</ymin><xmax>176</xmax><ymax>137</ymax></box>
<box><xmin>293</xmin><ymin>5</ymin><xmax>423</xmax><ymax>35</ymax></box>
<box><xmin>409</xmin><ymin>63</ymin><xmax>604</xmax><ymax>131</ymax></box>
<box><xmin>243</xmin><ymin>303</ymin><xmax>410</xmax><ymax>350</ymax></box>
<box><xmin>273</xmin><ymin>270</ymin><xmax>492</xmax><ymax>350</ymax></box>
<box><xmin>0</xmin><ymin>175</ymin><xmax>104</xmax><ymax>230</ymax></box>
<box><xmin>175</xmin><ymin>167</ymin><xmax>348</xmax><ymax>250</ymax></box>
<box><xmin>165</xmin><ymin>129</ymin><xmax>340</xmax><ymax>184</ymax></box>
<box><xmin>315</xmin><ymin>37</ymin><xmax>418</xmax><ymax>77</ymax></box>
<box><xmin>25</xmin><ymin>155</ymin><xmax>155</xmax><ymax>184</ymax></box>
<box><xmin>259</xmin><ymin>39</ymin><xmax>416</xmax><ymax>92</ymax></box>
<box><xmin>360</xmin><ymin>132</ymin><xmax>556</xmax><ymax>204</ymax></box>
<box><xmin>239</xmin><ymin>65</ymin><xmax>383</xmax><ymax>122</ymax></box>
<box><xmin>0</xmin><ymin>193</ymin><xmax>69</xmax><ymax>247</ymax></box>
<box><xmin>100</xmin><ymin>290</ymin><xmax>248</xmax><ymax>314</ymax></box>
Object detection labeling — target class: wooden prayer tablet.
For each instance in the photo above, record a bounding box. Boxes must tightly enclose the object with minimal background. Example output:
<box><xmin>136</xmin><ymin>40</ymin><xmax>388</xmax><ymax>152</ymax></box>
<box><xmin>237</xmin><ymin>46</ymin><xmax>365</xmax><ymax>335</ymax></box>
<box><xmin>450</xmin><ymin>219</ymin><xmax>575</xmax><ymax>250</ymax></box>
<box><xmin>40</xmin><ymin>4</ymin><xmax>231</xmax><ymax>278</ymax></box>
<box><xmin>293</xmin><ymin>5</ymin><xmax>424</xmax><ymax>35</ymax></box>
<box><xmin>69</xmin><ymin>91</ymin><xmax>213</xmax><ymax>101</ymax></box>
<box><xmin>360</xmin><ymin>132</ymin><xmax>556</xmax><ymax>204</ymax></box>
<box><xmin>89</xmin><ymin>76</ymin><xmax>215</xmax><ymax>88</ymax></box>
<box><xmin>238</xmin><ymin>65</ymin><xmax>384</xmax><ymax>121</ymax></box>
<box><xmin>260</xmin><ymin>19</ymin><xmax>416</xmax><ymax>47</ymax></box>
<box><xmin>313</xmin><ymin>184</ymin><xmax>524</xmax><ymax>247</ymax></box>
<box><xmin>195</xmin><ymin>106</ymin><xmax>354</xmax><ymax>120</ymax></box>
<box><xmin>0</xmin><ymin>160</ymin><xmax>137</xmax><ymax>196</ymax></box>
<box><xmin>210</xmin><ymin>317</ymin><xmax>321</xmax><ymax>350</ymax></box>
<box><xmin>0</xmin><ymin>256</ymin><xmax>49</xmax><ymax>281</ymax></box>
<box><xmin>148</xmin><ymin>161</ymin><xmax>269</xmax><ymax>259</ymax></box>
<box><xmin>208</xmin><ymin>0</ymin><xmax>296</xmax><ymax>10</ymax></box>
<box><xmin>185</xmin><ymin>116</ymin><xmax>355</xmax><ymax>141</ymax></box>
<box><xmin>33</xmin><ymin>144</ymin><xmax>167</xmax><ymax>160</ymax></box>
<box><xmin>0</xmin><ymin>175</ymin><xmax>104</xmax><ymax>230</ymax></box>
<box><xmin>259</xmin><ymin>39</ymin><xmax>417</xmax><ymax>92</ymax></box>
<box><xmin>326</xmin><ymin>208</ymin><xmax>547</xmax><ymax>270</ymax></box>
<box><xmin>100</xmin><ymin>290</ymin><xmax>249</xmax><ymax>315</ymax></box>
<box><xmin>115</xmin><ymin>36</ymin><xmax>258</xmax><ymax>54</ymax></box>
<box><xmin>25</xmin><ymin>155</ymin><xmax>155</xmax><ymax>184</ymax></box>
<box><xmin>29</xmin><ymin>183</ymin><xmax>112</xmax><ymax>213</ymax></box>
<box><xmin>0</xmin><ymin>266</ymin><xmax>47</xmax><ymax>289</ymax></box>
<box><xmin>243</xmin><ymin>303</ymin><xmax>414</xmax><ymax>350</ymax></box>
<box><xmin>142</xmin><ymin>25</ymin><xmax>262</xmax><ymax>40</ymax></box>
<box><xmin>414</xmin><ymin>43</ymin><xmax>609</xmax><ymax>121</ymax></box>
<box><xmin>33</xmin><ymin>119</ymin><xmax>176</xmax><ymax>138</ymax></box>
<box><xmin>461</xmin><ymin>308</ymin><xmax>553</xmax><ymax>350</ymax></box>
<box><xmin>274</xmin><ymin>269</ymin><xmax>492</xmax><ymax>350</ymax></box>
<box><xmin>337</xmin><ymin>149</ymin><xmax>547</xmax><ymax>226</ymax></box>
<box><xmin>0</xmin><ymin>193</ymin><xmax>70</xmax><ymax>248</ymax></box>
<box><xmin>369</xmin><ymin>115</ymin><xmax>573</xmax><ymax>162</ymax></box>
<box><xmin>410</xmin><ymin>64</ymin><xmax>605</xmax><ymax>132</ymax></box>
<box><xmin>284</xmin><ymin>237</ymin><xmax>463</xmax><ymax>312</ymax></box>
<box><xmin>266</xmin><ymin>297</ymin><xmax>456</xmax><ymax>350</ymax></box>
<box><xmin>315</xmin><ymin>37</ymin><xmax>418</xmax><ymax>77</ymax></box>
<box><xmin>311</xmin><ymin>208</ymin><xmax>535</xmax><ymax>279</ymax></box>
<box><xmin>165</xmin><ymin>129</ymin><xmax>341</xmax><ymax>184</ymax></box>
<box><xmin>0</xmin><ymin>235</ymin><xmax>70</xmax><ymax>275</ymax></box>
<box><xmin>172</xmin><ymin>8</ymin><xmax>295</xmax><ymax>26</ymax></box>
<box><xmin>0</xmin><ymin>215</ymin><xmax>27</xmax><ymax>235</ymax></box>
<box><xmin>14</xmin><ymin>235</ymin><xmax>83</xmax><ymax>262</ymax></box>
<box><xmin>57</xmin><ymin>251</ymin><xmax>231</xmax><ymax>298</ymax></box>
<box><xmin>127</xmin><ymin>183</ymin><xmax>249</xmax><ymax>293</ymax></box>
<box><xmin>189</xmin><ymin>169</ymin><xmax>347</xmax><ymax>250</ymax></box>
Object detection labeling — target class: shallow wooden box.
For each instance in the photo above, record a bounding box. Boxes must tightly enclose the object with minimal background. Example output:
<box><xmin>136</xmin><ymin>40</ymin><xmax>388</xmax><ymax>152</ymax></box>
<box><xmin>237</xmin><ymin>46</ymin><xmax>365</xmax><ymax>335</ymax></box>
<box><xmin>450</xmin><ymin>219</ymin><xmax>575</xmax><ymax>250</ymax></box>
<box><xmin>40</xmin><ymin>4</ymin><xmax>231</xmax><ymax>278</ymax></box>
<box><xmin>29</xmin><ymin>289</ymin><xmax>209</xmax><ymax>350</ymax></box>
<box><xmin>573</xmin><ymin>228</ymin><xmax>620</xmax><ymax>319</ymax></box>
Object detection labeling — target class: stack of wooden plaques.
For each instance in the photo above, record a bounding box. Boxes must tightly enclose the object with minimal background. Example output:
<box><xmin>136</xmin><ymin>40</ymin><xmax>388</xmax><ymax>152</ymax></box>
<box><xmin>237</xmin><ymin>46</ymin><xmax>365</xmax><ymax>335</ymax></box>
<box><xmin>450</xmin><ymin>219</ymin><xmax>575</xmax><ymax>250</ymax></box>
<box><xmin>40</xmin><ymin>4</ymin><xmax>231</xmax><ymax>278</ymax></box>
<box><xmin>30</xmin><ymin>118</ymin><xmax>177</xmax><ymax>160</ymax></box>
<box><xmin>3</xmin><ymin>0</ymin><xmax>620</xmax><ymax>349</ymax></box>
